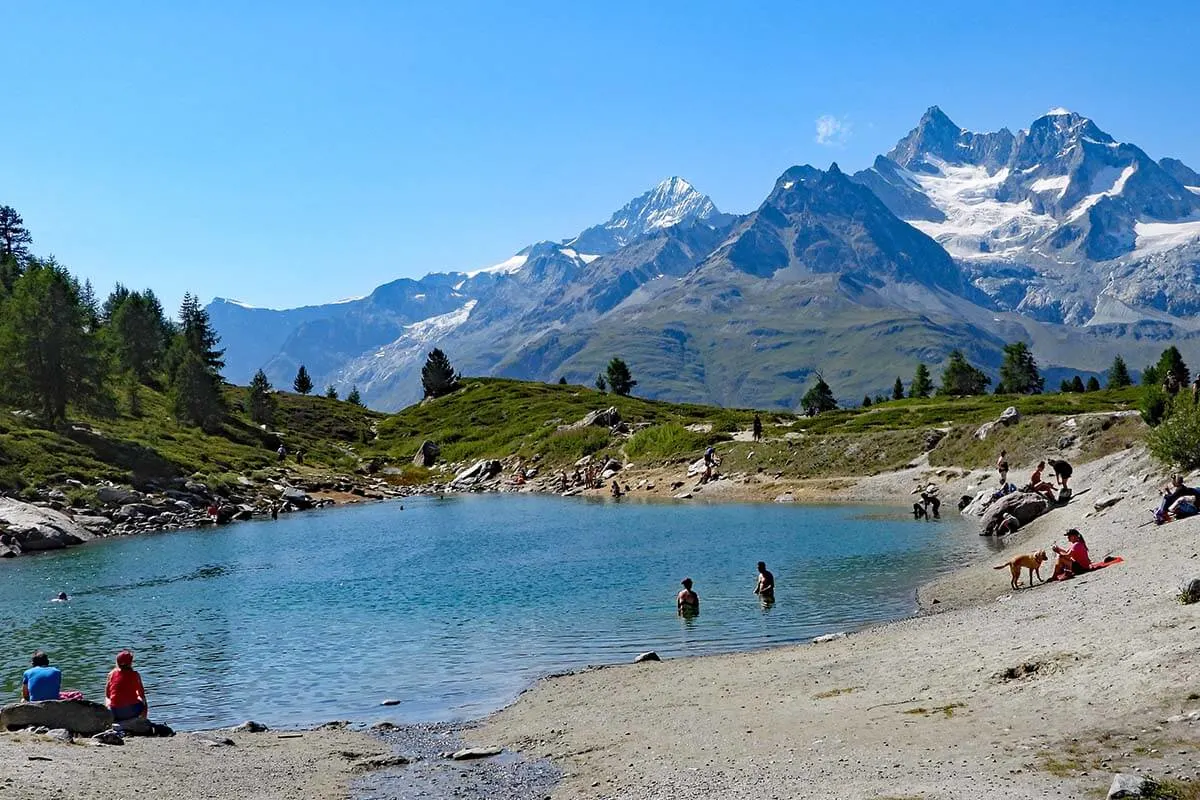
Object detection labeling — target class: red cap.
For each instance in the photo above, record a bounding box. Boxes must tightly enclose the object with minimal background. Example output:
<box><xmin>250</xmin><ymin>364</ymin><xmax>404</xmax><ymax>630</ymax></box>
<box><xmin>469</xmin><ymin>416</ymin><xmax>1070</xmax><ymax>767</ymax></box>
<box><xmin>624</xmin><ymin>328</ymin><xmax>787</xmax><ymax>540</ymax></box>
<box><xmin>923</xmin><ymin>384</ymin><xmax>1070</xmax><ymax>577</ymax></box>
<box><xmin>116</xmin><ymin>650</ymin><xmax>134</xmax><ymax>667</ymax></box>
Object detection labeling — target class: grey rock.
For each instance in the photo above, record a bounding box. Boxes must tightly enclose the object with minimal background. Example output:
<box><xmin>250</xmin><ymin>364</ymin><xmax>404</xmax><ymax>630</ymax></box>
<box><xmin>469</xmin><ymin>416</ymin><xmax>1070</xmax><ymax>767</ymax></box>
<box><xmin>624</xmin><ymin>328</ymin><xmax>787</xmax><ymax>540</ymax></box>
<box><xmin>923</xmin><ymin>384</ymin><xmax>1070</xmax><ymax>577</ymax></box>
<box><xmin>452</xmin><ymin>459</ymin><xmax>502</xmax><ymax>486</ymax></box>
<box><xmin>230</xmin><ymin>720</ymin><xmax>269</xmax><ymax>733</ymax></box>
<box><xmin>198</xmin><ymin>736</ymin><xmax>235</xmax><ymax>747</ymax></box>
<box><xmin>1108</xmin><ymin>773</ymin><xmax>1157</xmax><ymax>798</ymax></box>
<box><xmin>998</xmin><ymin>406</ymin><xmax>1020</xmax><ymax>425</ymax></box>
<box><xmin>634</xmin><ymin>651</ymin><xmax>661</xmax><ymax>663</ymax></box>
<box><xmin>981</xmin><ymin>492</ymin><xmax>1050</xmax><ymax>536</ymax></box>
<box><xmin>1094</xmin><ymin>494</ymin><xmax>1125</xmax><ymax>511</ymax></box>
<box><xmin>1</xmin><ymin>700</ymin><xmax>113</xmax><ymax>736</ymax></box>
<box><xmin>96</xmin><ymin>487</ymin><xmax>142</xmax><ymax>506</ymax></box>
<box><xmin>280</xmin><ymin>488</ymin><xmax>314</xmax><ymax>510</ymax></box>
<box><xmin>117</xmin><ymin>503</ymin><xmax>160</xmax><ymax>520</ymax></box>
<box><xmin>812</xmin><ymin>632</ymin><xmax>847</xmax><ymax>644</ymax></box>
<box><xmin>774</xmin><ymin>493</ymin><xmax>796</xmax><ymax>503</ymax></box>
<box><xmin>349</xmin><ymin>754</ymin><xmax>410</xmax><ymax>771</ymax></box>
<box><xmin>0</xmin><ymin>499</ymin><xmax>93</xmax><ymax>555</ymax></box>
<box><xmin>571</xmin><ymin>407</ymin><xmax>621</xmax><ymax>430</ymax></box>
<box><xmin>412</xmin><ymin>440</ymin><xmax>440</xmax><ymax>467</ymax></box>
<box><xmin>44</xmin><ymin>728</ymin><xmax>73</xmax><ymax>743</ymax></box>
<box><xmin>451</xmin><ymin>746</ymin><xmax>503</xmax><ymax>760</ymax></box>
<box><xmin>91</xmin><ymin>729</ymin><xmax>125</xmax><ymax>746</ymax></box>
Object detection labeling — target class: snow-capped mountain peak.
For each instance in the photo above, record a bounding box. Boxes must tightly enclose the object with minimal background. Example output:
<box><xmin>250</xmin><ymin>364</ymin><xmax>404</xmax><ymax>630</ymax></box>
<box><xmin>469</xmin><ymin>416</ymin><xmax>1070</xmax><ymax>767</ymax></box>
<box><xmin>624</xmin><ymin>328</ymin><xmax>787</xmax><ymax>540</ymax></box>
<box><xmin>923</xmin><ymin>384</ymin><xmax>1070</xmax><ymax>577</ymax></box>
<box><xmin>566</xmin><ymin>176</ymin><xmax>728</xmax><ymax>254</ymax></box>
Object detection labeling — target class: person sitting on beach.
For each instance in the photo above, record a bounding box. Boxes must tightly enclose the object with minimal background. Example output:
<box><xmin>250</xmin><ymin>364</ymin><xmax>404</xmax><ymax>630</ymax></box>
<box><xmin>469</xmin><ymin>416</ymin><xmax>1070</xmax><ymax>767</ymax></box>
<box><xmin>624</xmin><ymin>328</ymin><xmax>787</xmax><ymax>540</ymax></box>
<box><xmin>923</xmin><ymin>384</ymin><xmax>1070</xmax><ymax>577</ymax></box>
<box><xmin>1051</xmin><ymin>529</ymin><xmax>1092</xmax><ymax>580</ymax></box>
<box><xmin>1027</xmin><ymin>462</ymin><xmax>1056</xmax><ymax>501</ymax></box>
<box><xmin>754</xmin><ymin>562</ymin><xmax>775</xmax><ymax>603</ymax></box>
<box><xmin>610</xmin><ymin>480</ymin><xmax>622</xmax><ymax>498</ymax></box>
<box><xmin>677</xmin><ymin>578</ymin><xmax>699</xmax><ymax>617</ymax></box>
<box><xmin>1157</xmin><ymin>474</ymin><xmax>1199</xmax><ymax>523</ymax></box>
<box><xmin>997</xmin><ymin>450</ymin><xmax>1009</xmax><ymax>486</ymax></box>
<box><xmin>105</xmin><ymin>650</ymin><xmax>148</xmax><ymax>722</ymax></box>
<box><xmin>21</xmin><ymin>650</ymin><xmax>62</xmax><ymax>702</ymax></box>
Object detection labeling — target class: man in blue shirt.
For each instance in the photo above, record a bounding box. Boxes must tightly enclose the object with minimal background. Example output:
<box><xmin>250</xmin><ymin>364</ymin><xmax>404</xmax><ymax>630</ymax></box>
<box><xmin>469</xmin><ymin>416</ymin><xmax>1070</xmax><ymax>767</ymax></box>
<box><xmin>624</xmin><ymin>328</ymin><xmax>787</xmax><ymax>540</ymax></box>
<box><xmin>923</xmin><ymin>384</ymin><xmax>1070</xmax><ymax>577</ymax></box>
<box><xmin>21</xmin><ymin>650</ymin><xmax>62</xmax><ymax>702</ymax></box>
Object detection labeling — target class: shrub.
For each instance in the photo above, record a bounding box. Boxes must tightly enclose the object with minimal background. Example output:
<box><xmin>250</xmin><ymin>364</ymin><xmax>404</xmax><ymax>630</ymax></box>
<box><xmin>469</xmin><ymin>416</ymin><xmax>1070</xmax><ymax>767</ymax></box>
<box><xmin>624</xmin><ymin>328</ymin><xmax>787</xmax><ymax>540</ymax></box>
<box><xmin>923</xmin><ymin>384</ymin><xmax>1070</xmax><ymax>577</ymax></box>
<box><xmin>1148</xmin><ymin>400</ymin><xmax>1200</xmax><ymax>469</ymax></box>
<box><xmin>540</xmin><ymin>427</ymin><xmax>611</xmax><ymax>461</ymax></box>
<box><xmin>625</xmin><ymin>422</ymin><xmax>712</xmax><ymax>461</ymax></box>
<box><xmin>1140</xmin><ymin>386</ymin><xmax>1171</xmax><ymax>426</ymax></box>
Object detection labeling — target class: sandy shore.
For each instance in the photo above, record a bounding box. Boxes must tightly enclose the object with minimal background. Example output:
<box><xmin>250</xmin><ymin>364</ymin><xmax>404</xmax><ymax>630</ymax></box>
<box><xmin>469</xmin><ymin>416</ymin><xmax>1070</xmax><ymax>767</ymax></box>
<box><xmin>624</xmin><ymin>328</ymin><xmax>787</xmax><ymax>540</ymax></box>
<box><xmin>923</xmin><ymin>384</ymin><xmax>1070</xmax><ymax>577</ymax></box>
<box><xmin>473</xmin><ymin>447</ymin><xmax>1200</xmax><ymax>799</ymax></box>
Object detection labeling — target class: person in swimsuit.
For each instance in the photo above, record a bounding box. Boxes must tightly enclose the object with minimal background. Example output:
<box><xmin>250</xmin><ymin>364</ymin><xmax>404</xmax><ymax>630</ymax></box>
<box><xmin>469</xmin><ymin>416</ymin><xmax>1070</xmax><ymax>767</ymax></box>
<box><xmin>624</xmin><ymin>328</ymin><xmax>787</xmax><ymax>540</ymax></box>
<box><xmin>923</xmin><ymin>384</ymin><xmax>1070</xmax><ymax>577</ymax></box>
<box><xmin>677</xmin><ymin>578</ymin><xmax>699</xmax><ymax>617</ymax></box>
<box><xmin>105</xmin><ymin>650</ymin><xmax>149</xmax><ymax>722</ymax></box>
<box><xmin>754</xmin><ymin>562</ymin><xmax>775</xmax><ymax>603</ymax></box>
<box><xmin>1028</xmin><ymin>462</ymin><xmax>1056</xmax><ymax>501</ymax></box>
<box><xmin>1051</xmin><ymin>529</ymin><xmax>1092</xmax><ymax>580</ymax></box>
<box><xmin>997</xmin><ymin>450</ymin><xmax>1009</xmax><ymax>486</ymax></box>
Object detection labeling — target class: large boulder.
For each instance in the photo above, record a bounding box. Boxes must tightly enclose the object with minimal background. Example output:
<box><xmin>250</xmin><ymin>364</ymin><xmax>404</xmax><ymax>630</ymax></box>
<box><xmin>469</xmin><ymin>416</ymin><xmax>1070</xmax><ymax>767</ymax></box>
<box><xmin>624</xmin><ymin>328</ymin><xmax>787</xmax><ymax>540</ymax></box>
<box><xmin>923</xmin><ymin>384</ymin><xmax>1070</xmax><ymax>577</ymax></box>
<box><xmin>96</xmin><ymin>486</ymin><xmax>143</xmax><ymax>506</ymax></box>
<box><xmin>981</xmin><ymin>492</ymin><xmax>1050</xmax><ymax>536</ymax></box>
<box><xmin>570</xmin><ymin>407</ymin><xmax>621</xmax><ymax>430</ymax></box>
<box><xmin>280</xmin><ymin>487</ymin><xmax>314</xmax><ymax>510</ymax></box>
<box><xmin>974</xmin><ymin>407</ymin><xmax>1021</xmax><ymax>440</ymax></box>
<box><xmin>960</xmin><ymin>488</ymin><xmax>995</xmax><ymax>517</ymax></box>
<box><xmin>1</xmin><ymin>700</ymin><xmax>113</xmax><ymax>735</ymax></box>
<box><xmin>452</xmin><ymin>459</ymin><xmax>502</xmax><ymax>486</ymax></box>
<box><xmin>412</xmin><ymin>440</ymin><xmax>440</xmax><ymax>468</ymax></box>
<box><xmin>0</xmin><ymin>498</ymin><xmax>93</xmax><ymax>555</ymax></box>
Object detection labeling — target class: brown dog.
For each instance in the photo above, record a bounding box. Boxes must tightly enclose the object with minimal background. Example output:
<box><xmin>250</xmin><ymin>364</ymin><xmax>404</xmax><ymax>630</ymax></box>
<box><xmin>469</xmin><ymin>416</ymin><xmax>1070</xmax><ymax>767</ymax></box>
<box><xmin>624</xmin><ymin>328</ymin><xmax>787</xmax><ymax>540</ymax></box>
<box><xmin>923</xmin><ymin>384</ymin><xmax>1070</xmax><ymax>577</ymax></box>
<box><xmin>993</xmin><ymin>550</ymin><xmax>1048</xmax><ymax>590</ymax></box>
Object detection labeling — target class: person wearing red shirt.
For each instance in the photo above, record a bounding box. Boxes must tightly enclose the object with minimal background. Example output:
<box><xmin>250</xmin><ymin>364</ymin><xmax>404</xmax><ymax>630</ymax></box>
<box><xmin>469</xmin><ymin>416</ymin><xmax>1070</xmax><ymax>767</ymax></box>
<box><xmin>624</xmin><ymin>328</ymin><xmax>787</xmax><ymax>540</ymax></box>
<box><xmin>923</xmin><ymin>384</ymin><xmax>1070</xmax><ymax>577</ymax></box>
<box><xmin>105</xmin><ymin>650</ymin><xmax>148</xmax><ymax>722</ymax></box>
<box><xmin>1052</xmin><ymin>529</ymin><xmax>1092</xmax><ymax>579</ymax></box>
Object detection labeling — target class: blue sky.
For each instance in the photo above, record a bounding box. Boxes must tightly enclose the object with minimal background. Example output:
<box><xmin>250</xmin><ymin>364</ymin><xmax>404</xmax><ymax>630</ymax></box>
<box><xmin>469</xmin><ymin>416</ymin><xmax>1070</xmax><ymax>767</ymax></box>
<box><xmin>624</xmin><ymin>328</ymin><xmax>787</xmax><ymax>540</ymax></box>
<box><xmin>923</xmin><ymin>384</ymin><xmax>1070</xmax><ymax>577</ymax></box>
<box><xmin>3</xmin><ymin>0</ymin><xmax>1198</xmax><ymax>311</ymax></box>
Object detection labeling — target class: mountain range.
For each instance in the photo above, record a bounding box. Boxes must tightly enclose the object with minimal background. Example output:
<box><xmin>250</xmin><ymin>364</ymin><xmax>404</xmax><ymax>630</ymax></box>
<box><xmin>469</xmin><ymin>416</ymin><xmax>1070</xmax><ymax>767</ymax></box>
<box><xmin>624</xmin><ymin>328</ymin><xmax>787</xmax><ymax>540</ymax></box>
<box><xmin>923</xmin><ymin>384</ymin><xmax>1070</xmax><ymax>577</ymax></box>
<box><xmin>208</xmin><ymin>107</ymin><xmax>1200</xmax><ymax>410</ymax></box>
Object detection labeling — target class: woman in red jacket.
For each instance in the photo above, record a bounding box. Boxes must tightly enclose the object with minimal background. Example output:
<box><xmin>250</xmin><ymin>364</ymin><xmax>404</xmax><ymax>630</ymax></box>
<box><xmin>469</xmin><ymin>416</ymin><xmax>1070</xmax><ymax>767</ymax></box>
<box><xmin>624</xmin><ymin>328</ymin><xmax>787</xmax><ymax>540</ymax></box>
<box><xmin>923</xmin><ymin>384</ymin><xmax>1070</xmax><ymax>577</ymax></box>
<box><xmin>105</xmin><ymin>650</ymin><xmax>148</xmax><ymax>722</ymax></box>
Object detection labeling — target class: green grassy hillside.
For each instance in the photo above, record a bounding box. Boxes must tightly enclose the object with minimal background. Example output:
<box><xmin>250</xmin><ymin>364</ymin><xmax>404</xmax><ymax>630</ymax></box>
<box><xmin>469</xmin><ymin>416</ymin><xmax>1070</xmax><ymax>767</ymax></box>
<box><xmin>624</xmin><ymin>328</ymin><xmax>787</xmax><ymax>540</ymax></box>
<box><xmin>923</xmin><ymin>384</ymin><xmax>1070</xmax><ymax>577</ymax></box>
<box><xmin>0</xmin><ymin>386</ymin><xmax>381</xmax><ymax>497</ymax></box>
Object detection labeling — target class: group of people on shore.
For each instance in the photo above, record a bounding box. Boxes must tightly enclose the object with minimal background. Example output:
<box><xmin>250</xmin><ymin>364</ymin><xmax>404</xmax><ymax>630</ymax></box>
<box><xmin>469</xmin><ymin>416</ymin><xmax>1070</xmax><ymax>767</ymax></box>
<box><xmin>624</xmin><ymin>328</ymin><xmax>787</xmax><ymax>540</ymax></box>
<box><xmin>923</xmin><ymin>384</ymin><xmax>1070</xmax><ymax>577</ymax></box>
<box><xmin>676</xmin><ymin>561</ymin><xmax>775</xmax><ymax>617</ymax></box>
<box><xmin>19</xmin><ymin>649</ymin><xmax>150</xmax><ymax>723</ymax></box>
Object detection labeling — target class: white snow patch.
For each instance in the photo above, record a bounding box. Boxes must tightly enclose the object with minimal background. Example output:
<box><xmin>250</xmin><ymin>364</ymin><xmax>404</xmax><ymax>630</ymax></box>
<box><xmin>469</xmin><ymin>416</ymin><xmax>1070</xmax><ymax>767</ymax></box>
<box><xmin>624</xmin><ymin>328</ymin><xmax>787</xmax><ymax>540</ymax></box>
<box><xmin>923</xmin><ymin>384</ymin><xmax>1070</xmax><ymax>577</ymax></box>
<box><xmin>222</xmin><ymin>298</ymin><xmax>258</xmax><ymax>309</ymax></box>
<box><xmin>453</xmin><ymin>280</ymin><xmax>465</xmax><ymax>291</ymax></box>
<box><xmin>1133</xmin><ymin>218</ymin><xmax>1200</xmax><ymax>256</ymax></box>
<box><xmin>331</xmin><ymin>295</ymin><xmax>364</xmax><ymax>304</ymax></box>
<box><xmin>1046</xmin><ymin>107</ymin><xmax>1073</xmax><ymax>116</ymax></box>
<box><xmin>412</xmin><ymin>293</ymin><xmax>425</xmax><ymax>301</ymax></box>
<box><xmin>466</xmin><ymin>254</ymin><xmax>528</xmax><ymax>277</ymax></box>
<box><xmin>579</xmin><ymin>253</ymin><xmax>600</xmax><ymax>264</ymax></box>
<box><xmin>1030</xmin><ymin>175</ymin><xmax>1070</xmax><ymax>195</ymax></box>
<box><xmin>402</xmin><ymin>299</ymin><xmax>476</xmax><ymax>340</ymax></box>
<box><xmin>1187</xmin><ymin>186</ymin><xmax>1200</xmax><ymax>196</ymax></box>
<box><xmin>1067</xmin><ymin>165</ymin><xmax>1136</xmax><ymax>221</ymax></box>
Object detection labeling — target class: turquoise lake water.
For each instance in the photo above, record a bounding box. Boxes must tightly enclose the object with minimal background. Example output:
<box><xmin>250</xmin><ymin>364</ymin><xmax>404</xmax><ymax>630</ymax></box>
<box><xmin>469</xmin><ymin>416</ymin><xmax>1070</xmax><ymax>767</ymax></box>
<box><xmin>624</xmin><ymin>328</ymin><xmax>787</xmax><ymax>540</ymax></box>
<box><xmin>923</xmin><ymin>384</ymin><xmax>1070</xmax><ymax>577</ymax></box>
<box><xmin>0</xmin><ymin>495</ymin><xmax>993</xmax><ymax>730</ymax></box>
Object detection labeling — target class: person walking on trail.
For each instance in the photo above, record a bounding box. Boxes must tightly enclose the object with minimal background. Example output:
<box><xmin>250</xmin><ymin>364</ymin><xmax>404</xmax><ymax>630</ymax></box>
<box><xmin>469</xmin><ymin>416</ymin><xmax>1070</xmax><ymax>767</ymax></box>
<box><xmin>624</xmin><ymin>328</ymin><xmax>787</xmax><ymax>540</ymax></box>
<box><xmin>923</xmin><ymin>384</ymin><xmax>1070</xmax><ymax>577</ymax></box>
<box><xmin>997</xmin><ymin>450</ymin><xmax>1009</xmax><ymax>486</ymax></box>
<box><xmin>752</xmin><ymin>414</ymin><xmax>763</xmax><ymax>443</ymax></box>
<box><xmin>677</xmin><ymin>578</ymin><xmax>700</xmax><ymax>617</ymax></box>
<box><xmin>702</xmin><ymin>445</ymin><xmax>719</xmax><ymax>483</ymax></box>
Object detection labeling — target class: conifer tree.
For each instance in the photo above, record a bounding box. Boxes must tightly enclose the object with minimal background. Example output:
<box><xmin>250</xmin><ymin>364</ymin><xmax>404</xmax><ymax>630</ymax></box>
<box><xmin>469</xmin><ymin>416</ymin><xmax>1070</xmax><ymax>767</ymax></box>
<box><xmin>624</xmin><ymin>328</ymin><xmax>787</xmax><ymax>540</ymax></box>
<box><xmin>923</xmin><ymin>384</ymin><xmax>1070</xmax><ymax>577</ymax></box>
<box><xmin>1060</xmin><ymin>379</ymin><xmax>1073</xmax><ymax>393</ymax></box>
<box><xmin>0</xmin><ymin>205</ymin><xmax>33</xmax><ymax>265</ymax></box>
<box><xmin>171</xmin><ymin>351</ymin><xmax>223</xmax><ymax>431</ymax></box>
<box><xmin>110</xmin><ymin>291</ymin><xmax>169</xmax><ymax>383</ymax></box>
<box><xmin>178</xmin><ymin>292</ymin><xmax>225</xmax><ymax>372</ymax></box>
<box><xmin>999</xmin><ymin>342</ymin><xmax>1043</xmax><ymax>394</ymax></box>
<box><xmin>293</xmin><ymin>365</ymin><xmax>313</xmax><ymax>395</ymax></box>
<box><xmin>347</xmin><ymin>385</ymin><xmax>363</xmax><ymax>406</ymax></box>
<box><xmin>248</xmin><ymin>369</ymin><xmax>276</xmax><ymax>425</ymax></box>
<box><xmin>937</xmin><ymin>350</ymin><xmax>991</xmax><ymax>396</ymax></box>
<box><xmin>421</xmin><ymin>348</ymin><xmax>460</xmax><ymax>398</ymax></box>
<box><xmin>862</xmin><ymin>394</ymin><xmax>872</xmax><ymax>407</ymax></box>
<box><xmin>1071</xmin><ymin>375</ymin><xmax>1085</xmax><ymax>393</ymax></box>
<box><xmin>801</xmin><ymin>372</ymin><xmax>838</xmax><ymax>415</ymax></box>
<box><xmin>892</xmin><ymin>377</ymin><xmax>904</xmax><ymax>401</ymax></box>
<box><xmin>595</xmin><ymin>374</ymin><xmax>607</xmax><ymax>392</ymax></box>
<box><xmin>606</xmin><ymin>358</ymin><xmax>637</xmax><ymax>396</ymax></box>
<box><xmin>910</xmin><ymin>363</ymin><xmax>933</xmax><ymax>398</ymax></box>
<box><xmin>1155</xmin><ymin>346</ymin><xmax>1190</xmax><ymax>389</ymax></box>
<box><xmin>324</xmin><ymin>385</ymin><xmax>338</xmax><ymax>400</ymax></box>
<box><xmin>1086</xmin><ymin>376</ymin><xmax>1101</xmax><ymax>392</ymax></box>
<box><xmin>1107</xmin><ymin>355</ymin><xmax>1132</xmax><ymax>388</ymax></box>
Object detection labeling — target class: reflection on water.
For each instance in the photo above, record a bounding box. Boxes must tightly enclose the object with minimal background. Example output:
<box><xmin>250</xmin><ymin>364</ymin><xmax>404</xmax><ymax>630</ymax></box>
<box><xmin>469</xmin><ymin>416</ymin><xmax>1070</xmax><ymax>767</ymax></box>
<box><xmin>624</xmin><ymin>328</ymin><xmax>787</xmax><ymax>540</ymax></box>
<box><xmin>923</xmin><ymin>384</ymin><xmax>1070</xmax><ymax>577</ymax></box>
<box><xmin>0</xmin><ymin>495</ymin><xmax>993</xmax><ymax>730</ymax></box>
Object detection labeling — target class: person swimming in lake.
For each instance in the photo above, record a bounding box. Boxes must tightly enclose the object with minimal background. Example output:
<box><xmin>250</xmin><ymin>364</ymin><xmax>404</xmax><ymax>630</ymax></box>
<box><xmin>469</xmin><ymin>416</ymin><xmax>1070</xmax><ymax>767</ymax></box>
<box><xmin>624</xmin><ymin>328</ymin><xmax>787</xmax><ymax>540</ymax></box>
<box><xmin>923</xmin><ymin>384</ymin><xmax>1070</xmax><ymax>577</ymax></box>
<box><xmin>105</xmin><ymin>650</ymin><xmax>148</xmax><ymax>722</ymax></box>
<box><xmin>677</xmin><ymin>578</ymin><xmax>699</xmax><ymax>617</ymax></box>
<box><xmin>52</xmin><ymin>592</ymin><xmax>68</xmax><ymax>602</ymax></box>
<box><xmin>21</xmin><ymin>650</ymin><xmax>62</xmax><ymax>702</ymax></box>
<box><xmin>754</xmin><ymin>562</ymin><xmax>775</xmax><ymax>603</ymax></box>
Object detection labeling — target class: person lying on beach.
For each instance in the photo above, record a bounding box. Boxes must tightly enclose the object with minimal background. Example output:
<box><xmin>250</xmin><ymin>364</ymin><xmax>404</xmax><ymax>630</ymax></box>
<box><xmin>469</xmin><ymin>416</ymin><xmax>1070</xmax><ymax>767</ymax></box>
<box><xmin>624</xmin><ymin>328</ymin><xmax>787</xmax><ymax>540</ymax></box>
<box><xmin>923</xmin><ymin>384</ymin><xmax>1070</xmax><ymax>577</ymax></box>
<box><xmin>1051</xmin><ymin>529</ymin><xmax>1092</xmax><ymax>580</ymax></box>
<box><xmin>677</xmin><ymin>578</ymin><xmax>699</xmax><ymax>617</ymax></box>
<box><xmin>754</xmin><ymin>562</ymin><xmax>775</xmax><ymax>602</ymax></box>
<box><xmin>1026</xmin><ymin>462</ymin><xmax>1056</xmax><ymax>501</ymax></box>
<box><xmin>106</xmin><ymin>650</ymin><xmax>149</xmax><ymax>722</ymax></box>
<box><xmin>21</xmin><ymin>650</ymin><xmax>62</xmax><ymax>702</ymax></box>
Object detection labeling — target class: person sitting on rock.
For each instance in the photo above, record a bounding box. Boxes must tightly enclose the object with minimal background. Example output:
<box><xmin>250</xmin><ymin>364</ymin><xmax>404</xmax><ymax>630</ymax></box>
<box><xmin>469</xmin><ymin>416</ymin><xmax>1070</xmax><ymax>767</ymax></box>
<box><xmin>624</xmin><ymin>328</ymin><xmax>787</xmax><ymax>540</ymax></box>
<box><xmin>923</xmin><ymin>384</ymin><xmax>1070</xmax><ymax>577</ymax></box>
<box><xmin>1027</xmin><ymin>462</ymin><xmax>1056</xmax><ymax>502</ymax></box>
<box><xmin>21</xmin><ymin>650</ymin><xmax>62</xmax><ymax>702</ymax></box>
<box><xmin>996</xmin><ymin>512</ymin><xmax>1021</xmax><ymax>536</ymax></box>
<box><xmin>105</xmin><ymin>650</ymin><xmax>148</xmax><ymax>722</ymax></box>
<box><xmin>1051</xmin><ymin>529</ymin><xmax>1093</xmax><ymax>580</ymax></box>
<box><xmin>1156</xmin><ymin>474</ymin><xmax>1199</xmax><ymax>523</ymax></box>
<box><xmin>677</xmin><ymin>578</ymin><xmax>700</xmax><ymax>617</ymax></box>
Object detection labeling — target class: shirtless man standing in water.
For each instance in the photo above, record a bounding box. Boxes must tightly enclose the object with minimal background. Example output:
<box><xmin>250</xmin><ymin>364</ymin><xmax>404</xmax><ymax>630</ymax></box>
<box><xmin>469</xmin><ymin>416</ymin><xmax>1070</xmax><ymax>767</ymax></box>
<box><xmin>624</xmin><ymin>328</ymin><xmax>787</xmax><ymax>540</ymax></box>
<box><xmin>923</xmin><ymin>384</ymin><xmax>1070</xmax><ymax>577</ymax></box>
<box><xmin>677</xmin><ymin>578</ymin><xmax>699</xmax><ymax>617</ymax></box>
<box><xmin>754</xmin><ymin>561</ymin><xmax>775</xmax><ymax>603</ymax></box>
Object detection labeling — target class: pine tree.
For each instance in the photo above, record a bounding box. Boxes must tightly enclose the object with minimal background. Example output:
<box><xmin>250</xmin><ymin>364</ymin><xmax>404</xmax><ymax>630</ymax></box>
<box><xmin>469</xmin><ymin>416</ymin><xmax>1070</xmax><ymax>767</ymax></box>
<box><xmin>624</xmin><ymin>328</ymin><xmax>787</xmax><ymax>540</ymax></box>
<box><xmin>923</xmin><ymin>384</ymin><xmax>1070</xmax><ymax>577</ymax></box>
<box><xmin>248</xmin><ymin>369</ymin><xmax>276</xmax><ymax>425</ymax></box>
<box><xmin>1086</xmin><ymin>376</ymin><xmax>1101</xmax><ymax>392</ymax></box>
<box><xmin>1107</xmin><ymin>355</ymin><xmax>1132</xmax><ymax>388</ymax></box>
<box><xmin>347</xmin><ymin>385</ymin><xmax>363</xmax><ymax>406</ymax></box>
<box><xmin>177</xmin><ymin>292</ymin><xmax>225</xmax><ymax>372</ymax></box>
<box><xmin>892</xmin><ymin>377</ymin><xmax>904</xmax><ymax>401</ymax></box>
<box><xmin>910</xmin><ymin>363</ymin><xmax>933</xmax><ymax>398</ymax></box>
<box><xmin>293</xmin><ymin>365</ymin><xmax>313</xmax><ymax>395</ymax></box>
<box><xmin>324</xmin><ymin>385</ymin><xmax>338</xmax><ymax>400</ymax></box>
<box><xmin>171</xmin><ymin>350</ymin><xmax>224</xmax><ymax>431</ymax></box>
<box><xmin>595</xmin><ymin>374</ymin><xmax>607</xmax><ymax>392</ymax></box>
<box><xmin>1155</xmin><ymin>346</ymin><xmax>1190</xmax><ymax>389</ymax></box>
<box><xmin>0</xmin><ymin>205</ymin><xmax>33</xmax><ymax>266</ymax></box>
<box><xmin>937</xmin><ymin>350</ymin><xmax>991</xmax><ymax>396</ymax></box>
<box><xmin>862</xmin><ymin>394</ymin><xmax>873</xmax><ymax>407</ymax></box>
<box><xmin>801</xmin><ymin>373</ymin><xmax>838</xmax><ymax>415</ymax></box>
<box><xmin>1060</xmin><ymin>379</ymin><xmax>1073</xmax><ymax>393</ymax></box>
<box><xmin>0</xmin><ymin>261</ymin><xmax>101</xmax><ymax>424</ymax></box>
<box><xmin>994</xmin><ymin>381</ymin><xmax>1006</xmax><ymax>394</ymax></box>
<box><xmin>1142</xmin><ymin>364</ymin><xmax>1160</xmax><ymax>386</ymax></box>
<box><xmin>606</xmin><ymin>358</ymin><xmax>637</xmax><ymax>396</ymax></box>
<box><xmin>558</xmin><ymin>376</ymin><xmax>567</xmax><ymax>385</ymax></box>
<box><xmin>110</xmin><ymin>291</ymin><xmax>169</xmax><ymax>383</ymax></box>
<box><xmin>1071</xmin><ymin>375</ymin><xmax>1086</xmax><ymax>393</ymax></box>
<box><xmin>999</xmin><ymin>342</ymin><xmax>1043</xmax><ymax>394</ymax></box>
<box><xmin>421</xmin><ymin>348</ymin><xmax>459</xmax><ymax>398</ymax></box>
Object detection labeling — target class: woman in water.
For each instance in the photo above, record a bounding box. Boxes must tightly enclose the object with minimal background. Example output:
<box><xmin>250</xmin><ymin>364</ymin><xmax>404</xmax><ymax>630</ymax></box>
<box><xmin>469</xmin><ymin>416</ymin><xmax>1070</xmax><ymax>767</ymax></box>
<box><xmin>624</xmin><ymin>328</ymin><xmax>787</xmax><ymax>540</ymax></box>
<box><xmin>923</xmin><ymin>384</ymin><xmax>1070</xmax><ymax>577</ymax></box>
<box><xmin>105</xmin><ymin>650</ymin><xmax>149</xmax><ymax>722</ymax></box>
<box><xmin>677</xmin><ymin>578</ymin><xmax>699</xmax><ymax>617</ymax></box>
